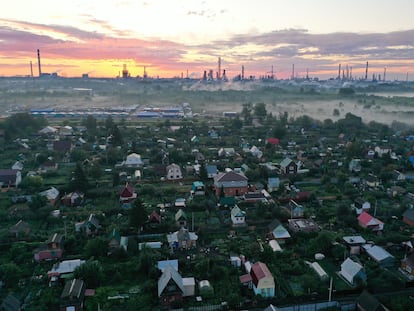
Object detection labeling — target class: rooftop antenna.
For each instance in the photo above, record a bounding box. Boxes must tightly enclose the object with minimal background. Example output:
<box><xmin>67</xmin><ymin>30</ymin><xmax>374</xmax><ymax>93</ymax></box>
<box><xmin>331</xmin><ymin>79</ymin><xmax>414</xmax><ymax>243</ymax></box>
<box><xmin>37</xmin><ymin>49</ymin><xmax>42</xmax><ymax>77</ymax></box>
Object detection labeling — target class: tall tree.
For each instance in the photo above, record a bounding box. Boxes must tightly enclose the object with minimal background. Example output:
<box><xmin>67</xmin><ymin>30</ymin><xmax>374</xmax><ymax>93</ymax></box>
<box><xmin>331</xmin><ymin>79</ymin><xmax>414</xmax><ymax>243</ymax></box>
<box><xmin>129</xmin><ymin>199</ymin><xmax>147</xmax><ymax>232</ymax></box>
<box><xmin>69</xmin><ymin>162</ymin><xmax>89</xmax><ymax>192</ymax></box>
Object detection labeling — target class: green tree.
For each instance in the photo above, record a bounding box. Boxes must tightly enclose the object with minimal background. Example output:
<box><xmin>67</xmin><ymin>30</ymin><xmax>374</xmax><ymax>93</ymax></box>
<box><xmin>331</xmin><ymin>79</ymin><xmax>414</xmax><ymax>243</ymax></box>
<box><xmin>83</xmin><ymin>238</ymin><xmax>107</xmax><ymax>258</ymax></box>
<box><xmin>69</xmin><ymin>162</ymin><xmax>89</xmax><ymax>192</ymax></box>
<box><xmin>254</xmin><ymin>102</ymin><xmax>267</xmax><ymax>119</ymax></box>
<box><xmin>29</xmin><ymin>194</ymin><xmax>47</xmax><ymax>212</ymax></box>
<box><xmin>0</xmin><ymin>262</ymin><xmax>22</xmax><ymax>288</ymax></box>
<box><xmin>74</xmin><ymin>260</ymin><xmax>104</xmax><ymax>288</ymax></box>
<box><xmin>129</xmin><ymin>199</ymin><xmax>147</xmax><ymax>232</ymax></box>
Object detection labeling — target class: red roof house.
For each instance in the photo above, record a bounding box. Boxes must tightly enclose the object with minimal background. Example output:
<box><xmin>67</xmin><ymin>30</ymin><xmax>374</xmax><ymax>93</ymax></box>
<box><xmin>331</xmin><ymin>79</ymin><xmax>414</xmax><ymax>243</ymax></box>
<box><xmin>119</xmin><ymin>183</ymin><xmax>137</xmax><ymax>206</ymax></box>
<box><xmin>358</xmin><ymin>212</ymin><xmax>384</xmax><ymax>232</ymax></box>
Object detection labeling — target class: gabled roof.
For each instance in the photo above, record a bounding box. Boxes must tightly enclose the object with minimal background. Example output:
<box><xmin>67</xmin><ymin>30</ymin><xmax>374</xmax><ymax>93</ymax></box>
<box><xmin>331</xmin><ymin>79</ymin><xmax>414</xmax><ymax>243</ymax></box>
<box><xmin>268</xmin><ymin>220</ymin><xmax>291</xmax><ymax>239</ymax></box>
<box><xmin>358</xmin><ymin>212</ymin><xmax>383</xmax><ymax>226</ymax></box>
<box><xmin>280</xmin><ymin>158</ymin><xmax>295</xmax><ymax>168</ymax></box>
<box><xmin>403</xmin><ymin>208</ymin><xmax>414</xmax><ymax>221</ymax></box>
<box><xmin>365</xmin><ymin>245</ymin><xmax>394</xmax><ymax>262</ymax></box>
<box><xmin>214</xmin><ymin>171</ymin><xmax>248</xmax><ymax>183</ymax></box>
<box><xmin>149</xmin><ymin>210</ymin><xmax>161</xmax><ymax>223</ymax></box>
<box><xmin>47</xmin><ymin>233</ymin><xmax>63</xmax><ymax>244</ymax></box>
<box><xmin>175</xmin><ymin>209</ymin><xmax>187</xmax><ymax>221</ymax></box>
<box><xmin>231</xmin><ymin>205</ymin><xmax>245</xmax><ymax>218</ymax></box>
<box><xmin>341</xmin><ymin>257</ymin><xmax>363</xmax><ymax>278</ymax></box>
<box><xmin>1</xmin><ymin>294</ymin><xmax>21</xmax><ymax>311</ymax></box>
<box><xmin>60</xmin><ymin>278</ymin><xmax>85</xmax><ymax>300</ymax></box>
<box><xmin>158</xmin><ymin>260</ymin><xmax>179</xmax><ymax>272</ymax></box>
<box><xmin>404</xmin><ymin>253</ymin><xmax>414</xmax><ymax>268</ymax></box>
<box><xmin>250</xmin><ymin>262</ymin><xmax>273</xmax><ymax>287</ymax></box>
<box><xmin>356</xmin><ymin>290</ymin><xmax>386</xmax><ymax>311</ymax></box>
<box><xmin>158</xmin><ymin>265</ymin><xmax>184</xmax><ymax>297</ymax></box>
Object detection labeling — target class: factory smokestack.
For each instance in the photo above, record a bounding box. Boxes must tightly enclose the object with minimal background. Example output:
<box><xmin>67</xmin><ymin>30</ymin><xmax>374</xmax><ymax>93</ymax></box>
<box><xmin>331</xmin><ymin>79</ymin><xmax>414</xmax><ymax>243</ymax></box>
<box><xmin>37</xmin><ymin>49</ymin><xmax>42</xmax><ymax>77</ymax></box>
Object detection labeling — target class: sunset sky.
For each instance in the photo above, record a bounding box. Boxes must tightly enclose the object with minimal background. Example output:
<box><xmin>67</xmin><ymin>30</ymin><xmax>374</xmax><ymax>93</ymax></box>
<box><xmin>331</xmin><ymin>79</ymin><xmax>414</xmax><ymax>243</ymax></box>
<box><xmin>1</xmin><ymin>0</ymin><xmax>414</xmax><ymax>80</ymax></box>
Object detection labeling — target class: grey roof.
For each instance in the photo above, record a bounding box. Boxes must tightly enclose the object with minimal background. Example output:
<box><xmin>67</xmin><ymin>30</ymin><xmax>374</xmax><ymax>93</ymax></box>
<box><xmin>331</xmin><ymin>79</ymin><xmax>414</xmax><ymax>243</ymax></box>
<box><xmin>365</xmin><ymin>245</ymin><xmax>394</xmax><ymax>262</ymax></box>
<box><xmin>214</xmin><ymin>171</ymin><xmax>247</xmax><ymax>182</ymax></box>
<box><xmin>1</xmin><ymin>294</ymin><xmax>21</xmax><ymax>311</ymax></box>
<box><xmin>403</xmin><ymin>208</ymin><xmax>414</xmax><ymax>221</ymax></box>
<box><xmin>158</xmin><ymin>265</ymin><xmax>184</xmax><ymax>297</ymax></box>
<box><xmin>343</xmin><ymin>236</ymin><xmax>366</xmax><ymax>245</ymax></box>
<box><xmin>341</xmin><ymin>257</ymin><xmax>363</xmax><ymax>278</ymax></box>
<box><xmin>60</xmin><ymin>278</ymin><xmax>85</xmax><ymax>300</ymax></box>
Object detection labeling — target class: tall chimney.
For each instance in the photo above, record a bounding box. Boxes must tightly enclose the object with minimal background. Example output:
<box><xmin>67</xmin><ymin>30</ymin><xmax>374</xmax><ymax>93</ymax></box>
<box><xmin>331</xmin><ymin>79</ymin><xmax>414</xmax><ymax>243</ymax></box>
<box><xmin>37</xmin><ymin>49</ymin><xmax>42</xmax><ymax>77</ymax></box>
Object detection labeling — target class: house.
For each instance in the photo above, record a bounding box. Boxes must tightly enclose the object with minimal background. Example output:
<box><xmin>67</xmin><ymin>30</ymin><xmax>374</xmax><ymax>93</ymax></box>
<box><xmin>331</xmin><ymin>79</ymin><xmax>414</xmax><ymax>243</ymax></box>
<box><xmin>166</xmin><ymin>163</ymin><xmax>183</xmax><ymax>181</ymax></box>
<box><xmin>191</xmin><ymin>181</ymin><xmax>205</xmax><ymax>196</ymax></box>
<box><xmin>250</xmin><ymin>262</ymin><xmax>275</xmax><ymax>298</ymax></box>
<box><xmin>0</xmin><ymin>169</ymin><xmax>21</xmax><ymax>187</ymax></box>
<box><xmin>213</xmin><ymin>170</ymin><xmax>248</xmax><ymax>197</ymax></box>
<box><xmin>107</xmin><ymin>229</ymin><xmax>121</xmax><ymax>251</ymax></box>
<box><xmin>61</xmin><ymin>191</ymin><xmax>84</xmax><ymax>207</ymax></box>
<box><xmin>267</xmin><ymin>177</ymin><xmax>280</xmax><ymax>192</ymax></box>
<box><xmin>199</xmin><ymin>280</ymin><xmax>214</xmax><ymax>297</ymax></box>
<box><xmin>167</xmin><ymin>227</ymin><xmax>198</xmax><ymax>250</ymax></box>
<box><xmin>343</xmin><ymin>236</ymin><xmax>367</xmax><ymax>255</ymax></box>
<box><xmin>124</xmin><ymin>153</ymin><xmax>143</xmax><ymax>167</ymax></box>
<box><xmin>374</xmin><ymin>145</ymin><xmax>392</xmax><ymax>157</ymax></box>
<box><xmin>1</xmin><ymin>293</ymin><xmax>21</xmax><ymax>311</ymax></box>
<box><xmin>280</xmin><ymin>158</ymin><xmax>298</xmax><ymax>175</ymax></box>
<box><xmin>353</xmin><ymin>198</ymin><xmax>371</xmax><ymax>215</ymax></box>
<box><xmin>158</xmin><ymin>260</ymin><xmax>179</xmax><ymax>272</ymax></box>
<box><xmin>175</xmin><ymin>209</ymin><xmax>188</xmax><ymax>227</ymax></box>
<box><xmin>249</xmin><ymin>146</ymin><xmax>263</xmax><ymax>159</ymax></box>
<box><xmin>34</xmin><ymin>233</ymin><xmax>64</xmax><ymax>261</ymax></box>
<box><xmin>11</xmin><ymin>161</ymin><xmax>23</xmax><ymax>171</ymax></box>
<box><xmin>59</xmin><ymin>278</ymin><xmax>86</xmax><ymax>311</ymax></box>
<box><xmin>288</xmin><ymin>200</ymin><xmax>304</xmax><ymax>218</ymax></box>
<box><xmin>358</xmin><ymin>212</ymin><xmax>384</xmax><ymax>232</ymax></box>
<box><xmin>58</xmin><ymin>125</ymin><xmax>74</xmax><ymax>136</ymax></box>
<box><xmin>9</xmin><ymin>220</ymin><xmax>31</xmax><ymax>239</ymax></box>
<box><xmin>40</xmin><ymin>187</ymin><xmax>60</xmax><ymax>205</ymax></box>
<box><xmin>269</xmin><ymin>240</ymin><xmax>283</xmax><ymax>252</ymax></box>
<box><xmin>402</xmin><ymin>208</ymin><xmax>414</xmax><ymax>227</ymax></box>
<box><xmin>75</xmin><ymin>214</ymin><xmax>101</xmax><ymax>236</ymax></box>
<box><xmin>356</xmin><ymin>290</ymin><xmax>388</xmax><ymax>311</ymax></box>
<box><xmin>349</xmin><ymin>159</ymin><xmax>362</xmax><ymax>173</ymax></box>
<box><xmin>392</xmin><ymin>170</ymin><xmax>405</xmax><ymax>182</ymax></box>
<box><xmin>267</xmin><ymin>220</ymin><xmax>291</xmax><ymax>242</ymax></box>
<box><xmin>206</xmin><ymin>165</ymin><xmax>218</xmax><ymax>179</ymax></box>
<box><xmin>365</xmin><ymin>174</ymin><xmax>380</xmax><ymax>188</ymax></box>
<box><xmin>230</xmin><ymin>205</ymin><xmax>246</xmax><ymax>226</ymax></box>
<box><xmin>39</xmin><ymin>161</ymin><xmax>58</xmax><ymax>172</ymax></box>
<box><xmin>158</xmin><ymin>265</ymin><xmax>185</xmax><ymax>306</ymax></box>
<box><xmin>401</xmin><ymin>253</ymin><xmax>414</xmax><ymax>277</ymax></box>
<box><xmin>148</xmin><ymin>210</ymin><xmax>161</xmax><ymax>224</ymax></box>
<box><xmin>218</xmin><ymin>147</ymin><xmax>235</xmax><ymax>157</ymax></box>
<box><xmin>119</xmin><ymin>183</ymin><xmax>137</xmax><ymax>207</ymax></box>
<box><xmin>288</xmin><ymin>218</ymin><xmax>320</xmax><ymax>233</ymax></box>
<box><xmin>174</xmin><ymin>198</ymin><xmax>186</xmax><ymax>208</ymax></box>
<box><xmin>39</xmin><ymin>125</ymin><xmax>58</xmax><ymax>135</ymax></box>
<box><xmin>53</xmin><ymin>140</ymin><xmax>72</xmax><ymax>153</ymax></box>
<box><xmin>364</xmin><ymin>245</ymin><xmax>394</xmax><ymax>268</ymax></box>
<box><xmin>48</xmin><ymin>259</ymin><xmax>86</xmax><ymax>284</ymax></box>
<box><xmin>340</xmin><ymin>257</ymin><xmax>366</xmax><ymax>286</ymax></box>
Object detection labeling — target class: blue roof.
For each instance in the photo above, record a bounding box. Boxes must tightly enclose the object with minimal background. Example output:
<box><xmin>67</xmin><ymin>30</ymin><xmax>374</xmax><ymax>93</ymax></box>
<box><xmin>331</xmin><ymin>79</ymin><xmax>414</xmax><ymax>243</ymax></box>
<box><xmin>157</xmin><ymin>259</ymin><xmax>179</xmax><ymax>272</ymax></box>
<box><xmin>192</xmin><ymin>181</ymin><xmax>204</xmax><ymax>187</ymax></box>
